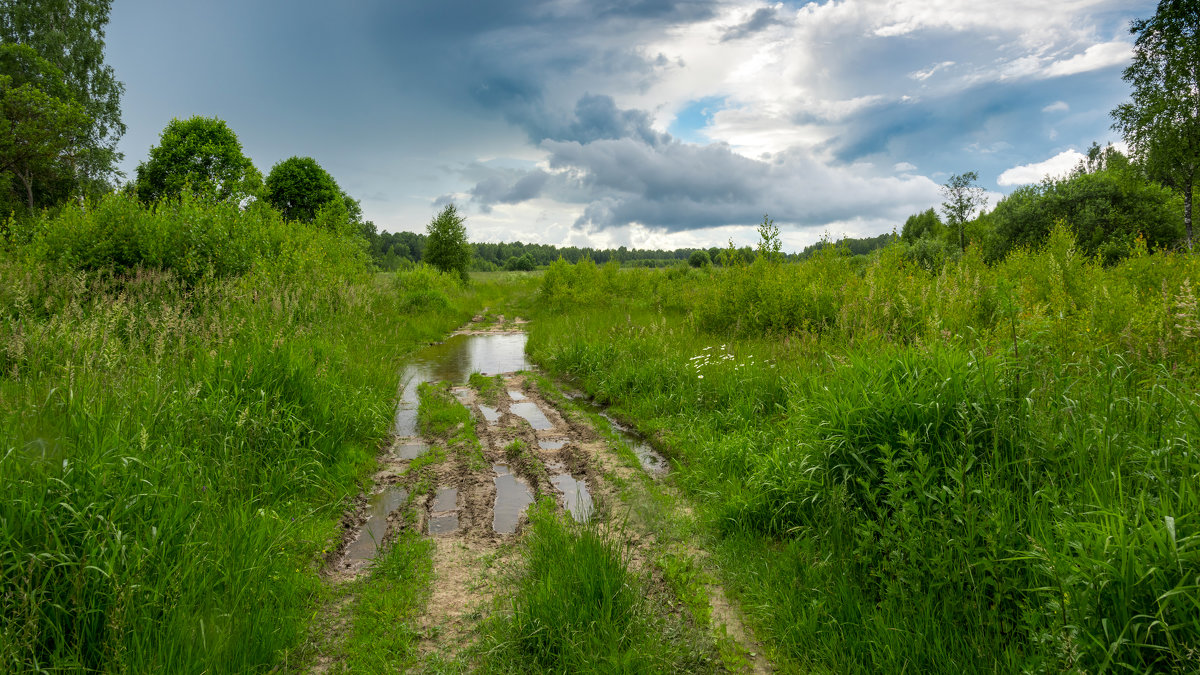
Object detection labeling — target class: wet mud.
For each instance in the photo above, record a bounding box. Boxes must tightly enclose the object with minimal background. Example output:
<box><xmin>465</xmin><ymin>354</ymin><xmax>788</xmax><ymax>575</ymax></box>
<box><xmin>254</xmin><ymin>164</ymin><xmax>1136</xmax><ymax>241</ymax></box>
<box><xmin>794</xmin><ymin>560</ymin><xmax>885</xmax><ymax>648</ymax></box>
<box><xmin>315</xmin><ymin>315</ymin><xmax>768</xmax><ymax>672</ymax></box>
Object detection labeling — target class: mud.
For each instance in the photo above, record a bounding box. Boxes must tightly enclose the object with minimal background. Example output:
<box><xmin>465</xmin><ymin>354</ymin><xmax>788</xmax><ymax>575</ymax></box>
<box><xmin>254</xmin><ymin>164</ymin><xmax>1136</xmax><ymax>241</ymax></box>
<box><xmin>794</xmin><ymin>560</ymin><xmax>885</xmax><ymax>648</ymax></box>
<box><xmin>316</xmin><ymin>315</ymin><xmax>769</xmax><ymax>672</ymax></box>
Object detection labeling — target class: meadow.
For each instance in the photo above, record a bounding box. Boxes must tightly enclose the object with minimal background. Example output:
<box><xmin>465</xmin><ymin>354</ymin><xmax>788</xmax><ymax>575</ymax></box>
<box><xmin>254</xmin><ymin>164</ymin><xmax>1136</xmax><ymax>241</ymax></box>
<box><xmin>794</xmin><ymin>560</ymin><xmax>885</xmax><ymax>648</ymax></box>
<box><xmin>2</xmin><ymin>192</ymin><xmax>1197</xmax><ymax>673</ymax></box>
<box><xmin>0</xmin><ymin>194</ymin><xmax>504</xmax><ymax>672</ymax></box>
<box><xmin>526</xmin><ymin>226</ymin><xmax>1200</xmax><ymax>672</ymax></box>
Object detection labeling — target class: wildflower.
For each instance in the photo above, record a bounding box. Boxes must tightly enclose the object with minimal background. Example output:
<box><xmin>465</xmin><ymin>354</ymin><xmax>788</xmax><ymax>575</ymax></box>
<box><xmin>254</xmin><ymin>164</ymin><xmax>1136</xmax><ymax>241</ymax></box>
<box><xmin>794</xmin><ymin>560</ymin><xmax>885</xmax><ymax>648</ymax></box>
<box><xmin>698</xmin><ymin>375</ymin><xmax>704</xmax><ymax>379</ymax></box>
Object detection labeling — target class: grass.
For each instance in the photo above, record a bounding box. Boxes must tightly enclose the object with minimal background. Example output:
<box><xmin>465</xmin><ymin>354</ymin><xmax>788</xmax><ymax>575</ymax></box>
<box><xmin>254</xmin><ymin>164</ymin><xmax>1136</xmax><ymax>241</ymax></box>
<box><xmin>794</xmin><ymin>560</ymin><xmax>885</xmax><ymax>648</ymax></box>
<box><xmin>0</xmin><ymin>198</ymin><xmax>508</xmax><ymax>672</ymax></box>
<box><xmin>334</xmin><ymin>530</ymin><xmax>434</xmax><ymax>673</ymax></box>
<box><xmin>525</xmin><ymin>228</ymin><xmax>1200</xmax><ymax>673</ymax></box>
<box><xmin>418</xmin><ymin>381</ymin><xmax>487</xmax><ymax>471</ymax></box>
<box><xmin>475</xmin><ymin>500</ymin><xmax>721</xmax><ymax>674</ymax></box>
<box><xmin>468</xmin><ymin>371</ymin><xmax>505</xmax><ymax>406</ymax></box>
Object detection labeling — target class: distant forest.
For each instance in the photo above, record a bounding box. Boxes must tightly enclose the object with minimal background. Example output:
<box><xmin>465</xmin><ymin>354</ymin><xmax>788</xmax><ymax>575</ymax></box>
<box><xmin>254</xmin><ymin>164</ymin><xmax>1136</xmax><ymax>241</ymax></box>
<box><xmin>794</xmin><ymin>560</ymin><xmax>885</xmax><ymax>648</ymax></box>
<box><xmin>363</xmin><ymin>226</ymin><xmax>896</xmax><ymax>271</ymax></box>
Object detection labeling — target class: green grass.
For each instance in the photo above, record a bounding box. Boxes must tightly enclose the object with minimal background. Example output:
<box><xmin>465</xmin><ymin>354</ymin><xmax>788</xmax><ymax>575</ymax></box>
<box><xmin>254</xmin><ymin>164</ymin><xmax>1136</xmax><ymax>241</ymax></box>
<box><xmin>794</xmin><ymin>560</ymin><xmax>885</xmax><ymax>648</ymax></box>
<box><xmin>334</xmin><ymin>530</ymin><xmax>434</xmax><ymax>673</ymax></box>
<box><xmin>0</xmin><ymin>197</ymin><xmax>515</xmax><ymax>672</ymax></box>
<box><xmin>476</xmin><ymin>500</ymin><xmax>721</xmax><ymax>674</ymax></box>
<box><xmin>524</xmin><ymin>230</ymin><xmax>1200</xmax><ymax>673</ymax></box>
<box><xmin>468</xmin><ymin>372</ymin><xmax>505</xmax><ymax>406</ymax></box>
<box><xmin>418</xmin><ymin>381</ymin><xmax>487</xmax><ymax>471</ymax></box>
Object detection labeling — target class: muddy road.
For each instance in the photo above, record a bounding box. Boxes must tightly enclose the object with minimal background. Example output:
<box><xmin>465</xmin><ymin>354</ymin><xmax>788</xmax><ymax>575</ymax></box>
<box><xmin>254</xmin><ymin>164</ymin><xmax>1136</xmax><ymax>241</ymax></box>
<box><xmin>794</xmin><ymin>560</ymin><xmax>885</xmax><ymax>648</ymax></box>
<box><xmin>307</xmin><ymin>317</ymin><xmax>771</xmax><ymax>673</ymax></box>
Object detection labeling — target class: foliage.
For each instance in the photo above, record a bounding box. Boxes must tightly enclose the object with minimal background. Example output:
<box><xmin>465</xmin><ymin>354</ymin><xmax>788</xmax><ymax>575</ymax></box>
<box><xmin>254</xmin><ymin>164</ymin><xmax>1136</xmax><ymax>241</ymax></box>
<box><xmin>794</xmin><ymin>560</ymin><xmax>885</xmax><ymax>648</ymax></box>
<box><xmin>525</xmin><ymin>233</ymin><xmax>1200</xmax><ymax>672</ymax></box>
<box><xmin>504</xmin><ymin>252</ymin><xmax>536</xmax><ymax>271</ymax></box>
<box><xmin>900</xmin><ymin>207</ymin><xmax>943</xmax><ymax>243</ymax></box>
<box><xmin>0</xmin><ymin>44</ymin><xmax>91</xmax><ymax>214</ymax></box>
<box><xmin>0</xmin><ymin>219</ymin><xmax>486</xmax><ymax>670</ymax></box>
<box><xmin>940</xmin><ymin>171</ymin><xmax>987</xmax><ymax>251</ymax></box>
<box><xmin>423</xmin><ymin>203</ymin><xmax>472</xmax><ymax>282</ymax></box>
<box><xmin>688</xmin><ymin>249</ymin><xmax>711</xmax><ymax>267</ymax></box>
<box><xmin>262</xmin><ymin>156</ymin><xmax>342</xmax><ymax>224</ymax></box>
<box><xmin>0</xmin><ymin>0</ymin><xmax>125</xmax><ymax>190</ymax></box>
<box><xmin>135</xmin><ymin>116</ymin><xmax>262</xmax><ymax>204</ymax></box>
<box><xmin>987</xmin><ymin>145</ymin><xmax>1183</xmax><ymax>262</ymax></box>
<box><xmin>1112</xmin><ymin>0</ymin><xmax>1200</xmax><ymax>249</ymax></box>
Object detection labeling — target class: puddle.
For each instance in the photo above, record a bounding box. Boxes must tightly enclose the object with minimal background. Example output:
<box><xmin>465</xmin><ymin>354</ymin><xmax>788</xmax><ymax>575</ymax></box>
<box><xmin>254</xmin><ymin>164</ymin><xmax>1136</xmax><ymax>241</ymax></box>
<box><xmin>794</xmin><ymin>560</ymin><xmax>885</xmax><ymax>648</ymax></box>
<box><xmin>492</xmin><ymin>463</ymin><xmax>534</xmax><ymax>534</ymax></box>
<box><xmin>551</xmin><ymin>473</ymin><xmax>593</xmax><ymax>522</ymax></box>
<box><xmin>432</xmin><ymin>487</ymin><xmax>458</xmax><ymax>512</ymax></box>
<box><xmin>395</xmin><ymin>333</ymin><xmax>530</xmax><ymax>435</ymax></box>
<box><xmin>478</xmin><ymin>405</ymin><xmax>501</xmax><ymax>424</ymax></box>
<box><xmin>451</xmin><ymin>387</ymin><xmax>472</xmax><ymax>403</ymax></box>
<box><xmin>538</xmin><ymin>438</ymin><xmax>568</xmax><ymax>450</ymax></box>
<box><xmin>507</xmin><ymin>389</ymin><xmax>526</xmax><ymax>401</ymax></box>
<box><xmin>343</xmin><ymin>487</ymin><xmax>409</xmax><ymax>563</ymax></box>
<box><xmin>395</xmin><ymin>441</ymin><xmax>430</xmax><ymax>460</ymax></box>
<box><xmin>429</xmin><ymin>513</ymin><xmax>459</xmax><ymax>535</ymax></box>
<box><xmin>585</xmin><ymin>406</ymin><xmax>669</xmax><ymax>474</ymax></box>
<box><xmin>510</xmin><ymin>402</ymin><xmax>553</xmax><ymax>430</ymax></box>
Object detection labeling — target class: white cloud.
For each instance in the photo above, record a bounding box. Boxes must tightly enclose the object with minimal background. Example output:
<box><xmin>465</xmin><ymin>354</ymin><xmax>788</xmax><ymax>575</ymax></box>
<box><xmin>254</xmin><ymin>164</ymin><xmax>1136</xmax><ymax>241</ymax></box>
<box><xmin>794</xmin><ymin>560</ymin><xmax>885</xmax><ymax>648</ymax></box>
<box><xmin>1043</xmin><ymin>100</ymin><xmax>1070</xmax><ymax>113</ymax></box>
<box><xmin>1043</xmin><ymin>41</ymin><xmax>1132</xmax><ymax>77</ymax></box>
<box><xmin>997</xmin><ymin>149</ymin><xmax>1085</xmax><ymax>185</ymax></box>
<box><xmin>894</xmin><ymin>161</ymin><xmax>917</xmax><ymax>172</ymax></box>
<box><xmin>909</xmin><ymin>61</ymin><xmax>956</xmax><ymax>81</ymax></box>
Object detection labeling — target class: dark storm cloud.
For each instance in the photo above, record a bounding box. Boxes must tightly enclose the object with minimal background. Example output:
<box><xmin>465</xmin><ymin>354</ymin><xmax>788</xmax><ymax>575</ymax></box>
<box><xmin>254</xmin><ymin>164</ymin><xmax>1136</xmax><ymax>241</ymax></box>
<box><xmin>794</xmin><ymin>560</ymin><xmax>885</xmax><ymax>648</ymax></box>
<box><xmin>721</xmin><ymin>7</ymin><xmax>782</xmax><ymax>42</ymax></box>
<box><xmin>462</xmin><ymin>94</ymin><xmax>940</xmax><ymax>232</ymax></box>
<box><xmin>826</xmin><ymin>67</ymin><xmax>1132</xmax><ymax>187</ymax></box>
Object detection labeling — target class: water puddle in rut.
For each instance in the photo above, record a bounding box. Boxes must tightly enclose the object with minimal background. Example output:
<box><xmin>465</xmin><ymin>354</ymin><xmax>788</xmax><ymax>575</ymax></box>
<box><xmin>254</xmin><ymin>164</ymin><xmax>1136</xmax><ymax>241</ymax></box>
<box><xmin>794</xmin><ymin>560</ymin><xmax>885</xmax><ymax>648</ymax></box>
<box><xmin>551</xmin><ymin>473</ymin><xmax>593</xmax><ymax>522</ymax></box>
<box><xmin>510</xmin><ymin>402</ymin><xmax>553</xmax><ymax>430</ymax></box>
<box><xmin>538</xmin><ymin>438</ymin><xmax>568</xmax><ymax>450</ymax></box>
<box><xmin>507</xmin><ymin>389</ymin><xmax>526</xmax><ymax>401</ymax></box>
<box><xmin>577</xmin><ymin>404</ymin><xmax>668</xmax><ymax>475</ymax></box>
<box><xmin>479</xmin><ymin>405</ymin><xmax>501</xmax><ymax>424</ymax></box>
<box><xmin>492</xmin><ymin>463</ymin><xmax>534</xmax><ymax>534</ymax></box>
<box><xmin>343</xmin><ymin>487</ymin><xmax>408</xmax><ymax>563</ymax></box>
<box><xmin>394</xmin><ymin>333</ymin><xmax>530</xmax><ymax>436</ymax></box>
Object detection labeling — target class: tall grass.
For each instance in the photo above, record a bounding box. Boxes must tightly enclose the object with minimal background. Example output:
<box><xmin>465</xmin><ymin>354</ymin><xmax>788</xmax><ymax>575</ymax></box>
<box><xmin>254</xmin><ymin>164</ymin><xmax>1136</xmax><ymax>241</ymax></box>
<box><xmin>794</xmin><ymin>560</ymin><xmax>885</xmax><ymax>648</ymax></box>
<box><xmin>526</xmin><ymin>226</ymin><xmax>1200</xmax><ymax>672</ymax></box>
<box><xmin>0</xmin><ymin>198</ymin><xmax>490</xmax><ymax>672</ymax></box>
<box><xmin>477</xmin><ymin>500</ymin><xmax>719</xmax><ymax>674</ymax></box>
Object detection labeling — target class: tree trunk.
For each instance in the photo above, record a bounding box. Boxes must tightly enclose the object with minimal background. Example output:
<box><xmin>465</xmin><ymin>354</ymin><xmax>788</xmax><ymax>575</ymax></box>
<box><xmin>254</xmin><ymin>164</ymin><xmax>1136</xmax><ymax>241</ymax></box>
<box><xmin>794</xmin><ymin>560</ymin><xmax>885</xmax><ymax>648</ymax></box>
<box><xmin>18</xmin><ymin>169</ymin><xmax>33</xmax><ymax>211</ymax></box>
<box><xmin>1187</xmin><ymin>183</ymin><xmax>1194</xmax><ymax>251</ymax></box>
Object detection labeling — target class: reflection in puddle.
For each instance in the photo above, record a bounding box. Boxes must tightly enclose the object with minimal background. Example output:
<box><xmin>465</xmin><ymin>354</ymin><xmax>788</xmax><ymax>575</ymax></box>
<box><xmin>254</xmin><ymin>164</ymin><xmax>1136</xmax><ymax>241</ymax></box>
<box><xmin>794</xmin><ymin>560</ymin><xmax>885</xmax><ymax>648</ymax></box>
<box><xmin>510</xmin><ymin>402</ymin><xmax>553</xmax><ymax>430</ymax></box>
<box><xmin>507</xmin><ymin>389</ymin><xmax>526</xmax><ymax>401</ymax></box>
<box><xmin>478</xmin><ymin>405</ymin><xmax>501</xmax><ymax>424</ymax></box>
<box><xmin>431</xmin><ymin>487</ymin><xmax>458</xmax><ymax>512</ymax></box>
<box><xmin>451</xmin><ymin>387</ymin><xmax>472</xmax><ymax>404</ymax></box>
<box><xmin>591</xmin><ymin>408</ymin><xmax>668</xmax><ymax>474</ymax></box>
<box><xmin>492</xmin><ymin>463</ymin><xmax>534</xmax><ymax>534</ymax></box>
<box><xmin>538</xmin><ymin>438</ymin><xmax>568</xmax><ymax>450</ymax></box>
<box><xmin>429</xmin><ymin>513</ymin><xmax>458</xmax><ymax>535</ymax></box>
<box><xmin>551</xmin><ymin>473</ymin><xmax>593</xmax><ymax>522</ymax></box>
<box><xmin>395</xmin><ymin>333</ymin><xmax>530</xmax><ymax>436</ymax></box>
<box><xmin>343</xmin><ymin>487</ymin><xmax>408</xmax><ymax>563</ymax></box>
<box><xmin>395</xmin><ymin>441</ymin><xmax>430</xmax><ymax>460</ymax></box>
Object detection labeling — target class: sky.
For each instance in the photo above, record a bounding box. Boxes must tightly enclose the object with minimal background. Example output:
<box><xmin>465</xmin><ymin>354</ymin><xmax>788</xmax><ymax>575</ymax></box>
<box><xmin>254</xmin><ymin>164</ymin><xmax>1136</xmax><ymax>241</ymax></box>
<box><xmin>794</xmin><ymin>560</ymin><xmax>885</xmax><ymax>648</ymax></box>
<box><xmin>104</xmin><ymin>0</ymin><xmax>1154</xmax><ymax>252</ymax></box>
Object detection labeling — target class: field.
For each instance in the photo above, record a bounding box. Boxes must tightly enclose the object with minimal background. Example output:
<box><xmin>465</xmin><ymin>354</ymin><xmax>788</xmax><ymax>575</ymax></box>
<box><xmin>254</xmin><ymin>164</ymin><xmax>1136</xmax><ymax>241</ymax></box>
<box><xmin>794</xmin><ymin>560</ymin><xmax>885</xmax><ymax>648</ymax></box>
<box><xmin>1</xmin><ymin>199</ymin><xmax>1198</xmax><ymax>673</ymax></box>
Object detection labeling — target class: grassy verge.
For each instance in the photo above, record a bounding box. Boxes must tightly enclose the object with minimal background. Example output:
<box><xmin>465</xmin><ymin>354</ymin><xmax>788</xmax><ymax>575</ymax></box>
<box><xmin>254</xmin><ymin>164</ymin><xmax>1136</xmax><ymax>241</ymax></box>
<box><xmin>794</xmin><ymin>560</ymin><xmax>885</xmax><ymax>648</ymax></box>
<box><xmin>0</xmin><ymin>196</ymin><xmax>511</xmax><ymax>672</ymax></box>
<box><xmin>525</xmin><ymin>233</ymin><xmax>1200</xmax><ymax>672</ymax></box>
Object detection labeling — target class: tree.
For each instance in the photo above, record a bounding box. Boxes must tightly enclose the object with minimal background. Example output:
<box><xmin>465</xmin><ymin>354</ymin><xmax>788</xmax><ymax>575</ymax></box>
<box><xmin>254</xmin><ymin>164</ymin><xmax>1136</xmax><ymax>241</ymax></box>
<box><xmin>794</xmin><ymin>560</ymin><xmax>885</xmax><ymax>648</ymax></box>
<box><xmin>262</xmin><ymin>156</ymin><xmax>341</xmax><ymax>222</ymax></box>
<box><xmin>688</xmin><ymin>250</ymin><xmax>711</xmax><ymax>267</ymax></box>
<box><xmin>424</xmin><ymin>203</ymin><xmax>472</xmax><ymax>282</ymax></box>
<box><xmin>940</xmin><ymin>171</ymin><xmax>988</xmax><ymax>251</ymax></box>
<box><xmin>1112</xmin><ymin>1</ymin><xmax>1200</xmax><ymax>250</ymax></box>
<box><xmin>0</xmin><ymin>0</ymin><xmax>124</xmax><ymax>191</ymax></box>
<box><xmin>0</xmin><ymin>44</ymin><xmax>90</xmax><ymax>213</ymax></box>
<box><xmin>900</xmin><ymin>208</ymin><xmax>944</xmax><ymax>243</ymax></box>
<box><xmin>135</xmin><ymin>116</ymin><xmax>261</xmax><ymax>204</ymax></box>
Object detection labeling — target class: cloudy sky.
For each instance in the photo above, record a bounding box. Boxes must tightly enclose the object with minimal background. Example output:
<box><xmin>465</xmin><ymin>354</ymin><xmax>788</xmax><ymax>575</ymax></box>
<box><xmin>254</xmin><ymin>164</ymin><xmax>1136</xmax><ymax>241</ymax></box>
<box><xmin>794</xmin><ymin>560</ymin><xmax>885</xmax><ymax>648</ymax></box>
<box><xmin>105</xmin><ymin>0</ymin><xmax>1152</xmax><ymax>252</ymax></box>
